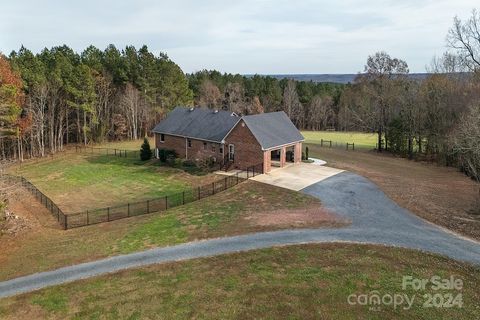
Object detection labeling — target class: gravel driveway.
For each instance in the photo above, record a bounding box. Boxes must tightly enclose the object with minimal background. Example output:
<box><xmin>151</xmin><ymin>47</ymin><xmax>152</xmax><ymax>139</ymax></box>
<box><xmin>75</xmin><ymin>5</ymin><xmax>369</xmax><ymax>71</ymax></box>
<box><xmin>301</xmin><ymin>171</ymin><xmax>480</xmax><ymax>263</ymax></box>
<box><xmin>1</xmin><ymin>171</ymin><xmax>479</xmax><ymax>298</ymax></box>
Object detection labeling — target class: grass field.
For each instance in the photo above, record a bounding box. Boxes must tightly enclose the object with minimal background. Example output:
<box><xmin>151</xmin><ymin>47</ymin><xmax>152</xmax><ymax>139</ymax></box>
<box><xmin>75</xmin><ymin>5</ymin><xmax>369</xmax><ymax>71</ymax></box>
<box><xmin>1</xmin><ymin>243</ymin><xmax>478</xmax><ymax>319</ymax></box>
<box><xmin>86</xmin><ymin>137</ymin><xmax>154</xmax><ymax>151</ymax></box>
<box><xmin>0</xmin><ymin>181</ymin><xmax>337</xmax><ymax>281</ymax></box>
<box><xmin>12</xmin><ymin>153</ymin><xmax>216</xmax><ymax>213</ymax></box>
<box><xmin>302</xmin><ymin>131</ymin><xmax>378</xmax><ymax>149</ymax></box>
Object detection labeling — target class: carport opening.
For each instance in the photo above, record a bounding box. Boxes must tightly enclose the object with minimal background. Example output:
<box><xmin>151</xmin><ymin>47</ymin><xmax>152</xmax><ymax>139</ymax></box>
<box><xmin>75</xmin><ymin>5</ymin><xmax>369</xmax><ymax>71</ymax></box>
<box><xmin>271</xmin><ymin>149</ymin><xmax>281</xmax><ymax>167</ymax></box>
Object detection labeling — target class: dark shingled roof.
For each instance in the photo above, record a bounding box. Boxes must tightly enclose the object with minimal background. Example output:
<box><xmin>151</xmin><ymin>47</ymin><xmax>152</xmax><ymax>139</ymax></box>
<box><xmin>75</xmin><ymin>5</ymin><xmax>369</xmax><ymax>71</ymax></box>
<box><xmin>152</xmin><ymin>107</ymin><xmax>240</xmax><ymax>142</ymax></box>
<box><xmin>242</xmin><ymin>111</ymin><xmax>304</xmax><ymax>150</ymax></box>
<box><xmin>152</xmin><ymin>107</ymin><xmax>304</xmax><ymax>149</ymax></box>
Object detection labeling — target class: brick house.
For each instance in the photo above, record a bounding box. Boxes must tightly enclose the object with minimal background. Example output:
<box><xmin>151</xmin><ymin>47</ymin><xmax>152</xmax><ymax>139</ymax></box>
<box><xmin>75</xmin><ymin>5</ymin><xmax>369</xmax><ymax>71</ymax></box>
<box><xmin>152</xmin><ymin>107</ymin><xmax>304</xmax><ymax>173</ymax></box>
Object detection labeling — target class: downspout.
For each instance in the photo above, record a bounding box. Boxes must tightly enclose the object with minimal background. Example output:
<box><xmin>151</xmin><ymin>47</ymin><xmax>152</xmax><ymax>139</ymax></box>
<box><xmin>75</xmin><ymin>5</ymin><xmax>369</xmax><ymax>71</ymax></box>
<box><xmin>185</xmin><ymin>138</ymin><xmax>188</xmax><ymax>159</ymax></box>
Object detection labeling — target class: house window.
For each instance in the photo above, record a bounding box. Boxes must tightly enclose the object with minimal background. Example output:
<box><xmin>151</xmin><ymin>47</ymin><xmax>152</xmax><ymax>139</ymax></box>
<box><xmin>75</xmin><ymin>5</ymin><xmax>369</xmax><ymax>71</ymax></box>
<box><xmin>219</xmin><ymin>146</ymin><xmax>223</xmax><ymax>154</ymax></box>
<box><xmin>188</xmin><ymin>139</ymin><xmax>192</xmax><ymax>148</ymax></box>
<box><xmin>212</xmin><ymin>144</ymin><xmax>216</xmax><ymax>152</ymax></box>
<box><xmin>160</xmin><ymin>134</ymin><xmax>165</xmax><ymax>142</ymax></box>
<box><xmin>203</xmin><ymin>142</ymin><xmax>207</xmax><ymax>150</ymax></box>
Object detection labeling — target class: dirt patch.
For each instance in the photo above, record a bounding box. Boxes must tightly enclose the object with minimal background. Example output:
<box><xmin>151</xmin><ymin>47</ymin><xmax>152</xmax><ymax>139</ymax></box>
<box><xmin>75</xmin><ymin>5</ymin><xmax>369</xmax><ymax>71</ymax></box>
<box><xmin>246</xmin><ymin>205</ymin><xmax>349</xmax><ymax>228</ymax></box>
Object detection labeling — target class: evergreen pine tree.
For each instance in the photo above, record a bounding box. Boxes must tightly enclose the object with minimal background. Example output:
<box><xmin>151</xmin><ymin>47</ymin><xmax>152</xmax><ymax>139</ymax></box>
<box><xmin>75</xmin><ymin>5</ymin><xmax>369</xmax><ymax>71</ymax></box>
<box><xmin>140</xmin><ymin>137</ymin><xmax>152</xmax><ymax>161</ymax></box>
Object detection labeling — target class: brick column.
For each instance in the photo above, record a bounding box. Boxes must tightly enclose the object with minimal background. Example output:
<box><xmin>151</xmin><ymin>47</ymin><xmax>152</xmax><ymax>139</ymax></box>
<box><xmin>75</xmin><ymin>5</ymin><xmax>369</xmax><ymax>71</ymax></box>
<box><xmin>280</xmin><ymin>146</ymin><xmax>286</xmax><ymax>167</ymax></box>
<box><xmin>263</xmin><ymin>150</ymin><xmax>271</xmax><ymax>173</ymax></box>
<box><xmin>294</xmin><ymin>142</ymin><xmax>302</xmax><ymax>163</ymax></box>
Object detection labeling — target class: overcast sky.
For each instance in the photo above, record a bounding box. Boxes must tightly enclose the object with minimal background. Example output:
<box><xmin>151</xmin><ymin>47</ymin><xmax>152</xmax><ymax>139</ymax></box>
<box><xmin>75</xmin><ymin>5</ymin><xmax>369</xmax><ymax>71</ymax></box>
<box><xmin>0</xmin><ymin>1</ymin><xmax>477</xmax><ymax>74</ymax></box>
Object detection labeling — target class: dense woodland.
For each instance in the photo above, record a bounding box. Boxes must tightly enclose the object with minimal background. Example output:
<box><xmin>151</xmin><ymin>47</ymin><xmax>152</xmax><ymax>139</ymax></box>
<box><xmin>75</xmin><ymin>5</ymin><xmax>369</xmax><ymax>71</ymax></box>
<box><xmin>0</xmin><ymin>10</ymin><xmax>479</xmax><ymax>186</ymax></box>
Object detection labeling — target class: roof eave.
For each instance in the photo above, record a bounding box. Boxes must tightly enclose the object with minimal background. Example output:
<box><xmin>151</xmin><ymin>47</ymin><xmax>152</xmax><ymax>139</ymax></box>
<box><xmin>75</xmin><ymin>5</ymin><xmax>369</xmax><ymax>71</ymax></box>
<box><xmin>261</xmin><ymin>139</ymin><xmax>305</xmax><ymax>151</ymax></box>
<box><xmin>151</xmin><ymin>130</ymin><xmax>224</xmax><ymax>144</ymax></box>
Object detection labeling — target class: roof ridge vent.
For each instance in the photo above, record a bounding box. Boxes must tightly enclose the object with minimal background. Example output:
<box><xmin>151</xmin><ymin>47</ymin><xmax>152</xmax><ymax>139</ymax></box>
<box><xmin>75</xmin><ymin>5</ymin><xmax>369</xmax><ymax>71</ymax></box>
<box><xmin>189</xmin><ymin>107</ymin><xmax>195</xmax><ymax>112</ymax></box>
<box><xmin>213</xmin><ymin>109</ymin><xmax>219</xmax><ymax>114</ymax></box>
<box><xmin>231</xmin><ymin>112</ymin><xmax>238</xmax><ymax>117</ymax></box>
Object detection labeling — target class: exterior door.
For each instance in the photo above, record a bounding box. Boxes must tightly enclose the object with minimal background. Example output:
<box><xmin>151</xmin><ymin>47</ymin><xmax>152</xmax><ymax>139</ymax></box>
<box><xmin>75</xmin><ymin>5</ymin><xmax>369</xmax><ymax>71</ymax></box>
<box><xmin>228</xmin><ymin>144</ymin><xmax>235</xmax><ymax>161</ymax></box>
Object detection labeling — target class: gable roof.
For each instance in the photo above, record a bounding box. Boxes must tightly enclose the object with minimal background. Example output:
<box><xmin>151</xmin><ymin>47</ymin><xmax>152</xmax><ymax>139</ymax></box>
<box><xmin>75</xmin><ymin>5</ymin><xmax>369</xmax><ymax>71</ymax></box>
<box><xmin>152</xmin><ymin>107</ymin><xmax>240</xmax><ymax>142</ymax></box>
<box><xmin>241</xmin><ymin>111</ymin><xmax>304</xmax><ymax>150</ymax></box>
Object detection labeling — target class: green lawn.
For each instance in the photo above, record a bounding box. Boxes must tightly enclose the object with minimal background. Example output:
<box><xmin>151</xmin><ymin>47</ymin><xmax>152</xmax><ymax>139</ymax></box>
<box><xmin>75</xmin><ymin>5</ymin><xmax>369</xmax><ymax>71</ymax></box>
<box><xmin>13</xmin><ymin>153</ymin><xmax>213</xmax><ymax>213</ymax></box>
<box><xmin>1</xmin><ymin>243</ymin><xmax>478</xmax><ymax>319</ymax></box>
<box><xmin>302</xmin><ymin>131</ymin><xmax>378</xmax><ymax>149</ymax></box>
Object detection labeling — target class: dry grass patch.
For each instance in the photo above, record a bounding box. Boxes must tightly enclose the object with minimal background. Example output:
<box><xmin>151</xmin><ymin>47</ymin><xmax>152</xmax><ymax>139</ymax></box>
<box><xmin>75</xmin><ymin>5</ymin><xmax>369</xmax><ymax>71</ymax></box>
<box><xmin>247</xmin><ymin>206</ymin><xmax>347</xmax><ymax>228</ymax></box>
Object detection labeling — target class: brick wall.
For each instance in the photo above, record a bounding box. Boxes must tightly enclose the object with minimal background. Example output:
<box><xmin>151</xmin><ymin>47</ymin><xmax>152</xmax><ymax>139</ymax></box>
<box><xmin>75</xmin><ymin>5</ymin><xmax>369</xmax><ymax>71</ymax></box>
<box><xmin>155</xmin><ymin>133</ymin><xmax>186</xmax><ymax>158</ymax></box>
<box><xmin>225</xmin><ymin>120</ymin><xmax>263</xmax><ymax>170</ymax></box>
<box><xmin>155</xmin><ymin>133</ymin><xmax>223</xmax><ymax>162</ymax></box>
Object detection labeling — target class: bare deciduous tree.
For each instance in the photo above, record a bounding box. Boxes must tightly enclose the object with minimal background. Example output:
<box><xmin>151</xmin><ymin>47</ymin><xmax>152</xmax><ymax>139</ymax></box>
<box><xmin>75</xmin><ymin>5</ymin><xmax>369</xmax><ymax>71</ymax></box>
<box><xmin>452</xmin><ymin>104</ymin><xmax>480</xmax><ymax>213</ymax></box>
<box><xmin>447</xmin><ymin>9</ymin><xmax>480</xmax><ymax>71</ymax></box>
<box><xmin>282</xmin><ymin>80</ymin><xmax>303</xmax><ymax>127</ymax></box>
<box><xmin>308</xmin><ymin>95</ymin><xmax>334</xmax><ymax>130</ymax></box>
<box><xmin>198</xmin><ymin>79</ymin><xmax>221</xmax><ymax>109</ymax></box>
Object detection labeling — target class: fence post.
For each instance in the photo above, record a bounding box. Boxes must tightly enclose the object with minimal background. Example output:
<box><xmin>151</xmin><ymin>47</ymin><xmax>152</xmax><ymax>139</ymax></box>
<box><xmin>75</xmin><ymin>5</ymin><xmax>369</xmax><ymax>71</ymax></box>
<box><xmin>64</xmin><ymin>214</ymin><xmax>67</xmax><ymax>230</ymax></box>
<box><xmin>147</xmin><ymin>200</ymin><xmax>150</xmax><ymax>214</ymax></box>
<box><xmin>182</xmin><ymin>191</ymin><xmax>185</xmax><ymax>205</ymax></box>
<box><xmin>107</xmin><ymin>207</ymin><xmax>110</xmax><ymax>221</ymax></box>
<box><xmin>212</xmin><ymin>182</ymin><xmax>215</xmax><ymax>194</ymax></box>
<box><xmin>198</xmin><ymin>186</ymin><xmax>201</xmax><ymax>200</ymax></box>
<box><xmin>224</xmin><ymin>177</ymin><xmax>227</xmax><ymax>190</ymax></box>
<box><xmin>321</xmin><ymin>139</ymin><xmax>323</xmax><ymax>147</ymax></box>
<box><xmin>127</xmin><ymin>203</ymin><xmax>130</xmax><ymax>217</ymax></box>
<box><xmin>87</xmin><ymin>210</ymin><xmax>89</xmax><ymax>225</ymax></box>
<box><xmin>353</xmin><ymin>143</ymin><xmax>355</xmax><ymax>151</ymax></box>
<box><xmin>165</xmin><ymin>195</ymin><xmax>168</xmax><ymax>210</ymax></box>
<box><xmin>329</xmin><ymin>140</ymin><xmax>332</xmax><ymax>148</ymax></box>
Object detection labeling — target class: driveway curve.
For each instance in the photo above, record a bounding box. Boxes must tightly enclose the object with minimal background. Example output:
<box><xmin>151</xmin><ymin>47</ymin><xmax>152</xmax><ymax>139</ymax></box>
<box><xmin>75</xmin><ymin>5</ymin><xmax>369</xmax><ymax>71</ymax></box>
<box><xmin>0</xmin><ymin>172</ymin><xmax>479</xmax><ymax>298</ymax></box>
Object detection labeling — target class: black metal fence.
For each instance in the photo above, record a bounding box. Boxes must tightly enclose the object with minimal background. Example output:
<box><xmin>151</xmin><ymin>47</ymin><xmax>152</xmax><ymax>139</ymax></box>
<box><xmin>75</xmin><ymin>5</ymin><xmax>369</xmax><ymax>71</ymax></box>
<box><xmin>65</xmin><ymin>162</ymin><xmax>264</xmax><ymax>229</ymax></box>
<box><xmin>0</xmin><ymin>174</ymin><xmax>68</xmax><ymax>229</ymax></box>
<box><xmin>4</xmin><ymin>161</ymin><xmax>263</xmax><ymax>229</ymax></box>
<box><xmin>75</xmin><ymin>146</ymin><xmax>143</xmax><ymax>158</ymax></box>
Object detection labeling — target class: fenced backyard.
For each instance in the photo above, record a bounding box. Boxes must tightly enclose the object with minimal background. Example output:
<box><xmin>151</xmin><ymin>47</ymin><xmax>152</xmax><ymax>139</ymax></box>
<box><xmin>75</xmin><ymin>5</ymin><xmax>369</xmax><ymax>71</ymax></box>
<box><xmin>1</xmin><ymin>161</ymin><xmax>264</xmax><ymax>230</ymax></box>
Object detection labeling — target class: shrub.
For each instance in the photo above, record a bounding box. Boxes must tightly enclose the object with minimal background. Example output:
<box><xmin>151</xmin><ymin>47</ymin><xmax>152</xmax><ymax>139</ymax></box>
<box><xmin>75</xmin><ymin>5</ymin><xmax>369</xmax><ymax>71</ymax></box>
<box><xmin>305</xmin><ymin>146</ymin><xmax>309</xmax><ymax>160</ymax></box>
<box><xmin>158</xmin><ymin>149</ymin><xmax>177</xmax><ymax>163</ymax></box>
<box><xmin>301</xmin><ymin>152</ymin><xmax>306</xmax><ymax>161</ymax></box>
<box><xmin>166</xmin><ymin>154</ymin><xmax>177</xmax><ymax>166</ymax></box>
<box><xmin>140</xmin><ymin>137</ymin><xmax>153</xmax><ymax>161</ymax></box>
<box><xmin>183</xmin><ymin>160</ymin><xmax>196</xmax><ymax>167</ymax></box>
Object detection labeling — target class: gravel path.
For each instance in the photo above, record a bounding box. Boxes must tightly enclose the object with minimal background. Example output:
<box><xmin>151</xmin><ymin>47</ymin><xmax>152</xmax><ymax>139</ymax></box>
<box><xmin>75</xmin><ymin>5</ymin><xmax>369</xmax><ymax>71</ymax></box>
<box><xmin>1</xmin><ymin>171</ymin><xmax>479</xmax><ymax>298</ymax></box>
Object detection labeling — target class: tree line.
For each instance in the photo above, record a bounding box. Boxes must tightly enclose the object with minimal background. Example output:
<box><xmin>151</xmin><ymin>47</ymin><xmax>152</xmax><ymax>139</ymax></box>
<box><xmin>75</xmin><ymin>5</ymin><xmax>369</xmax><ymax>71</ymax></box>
<box><xmin>1</xmin><ymin>44</ymin><xmax>192</xmax><ymax>161</ymax></box>
<box><xmin>0</xmin><ymin>44</ymin><xmax>344</xmax><ymax>162</ymax></box>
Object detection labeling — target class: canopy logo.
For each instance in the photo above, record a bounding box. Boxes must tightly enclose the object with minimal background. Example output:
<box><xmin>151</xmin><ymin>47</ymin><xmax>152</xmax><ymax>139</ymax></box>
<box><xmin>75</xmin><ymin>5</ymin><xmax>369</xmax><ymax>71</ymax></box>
<box><xmin>347</xmin><ymin>275</ymin><xmax>463</xmax><ymax>311</ymax></box>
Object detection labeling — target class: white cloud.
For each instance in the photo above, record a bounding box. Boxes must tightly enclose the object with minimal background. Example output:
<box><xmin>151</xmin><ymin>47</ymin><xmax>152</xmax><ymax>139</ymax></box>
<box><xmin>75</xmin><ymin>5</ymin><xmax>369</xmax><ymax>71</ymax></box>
<box><xmin>0</xmin><ymin>0</ymin><xmax>478</xmax><ymax>73</ymax></box>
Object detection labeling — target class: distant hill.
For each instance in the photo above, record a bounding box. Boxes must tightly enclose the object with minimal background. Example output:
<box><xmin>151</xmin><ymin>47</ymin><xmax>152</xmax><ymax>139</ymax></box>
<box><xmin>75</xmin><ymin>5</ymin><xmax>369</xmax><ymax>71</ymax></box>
<box><xmin>245</xmin><ymin>73</ymin><xmax>432</xmax><ymax>84</ymax></box>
